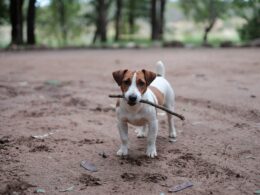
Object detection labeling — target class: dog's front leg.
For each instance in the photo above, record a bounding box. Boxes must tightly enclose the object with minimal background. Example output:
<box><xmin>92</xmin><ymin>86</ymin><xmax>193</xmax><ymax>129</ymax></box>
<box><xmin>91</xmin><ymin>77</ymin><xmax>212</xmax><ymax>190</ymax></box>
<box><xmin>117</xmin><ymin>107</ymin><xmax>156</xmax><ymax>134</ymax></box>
<box><xmin>146</xmin><ymin>119</ymin><xmax>158</xmax><ymax>158</ymax></box>
<box><xmin>117</xmin><ymin>120</ymin><xmax>128</xmax><ymax>156</ymax></box>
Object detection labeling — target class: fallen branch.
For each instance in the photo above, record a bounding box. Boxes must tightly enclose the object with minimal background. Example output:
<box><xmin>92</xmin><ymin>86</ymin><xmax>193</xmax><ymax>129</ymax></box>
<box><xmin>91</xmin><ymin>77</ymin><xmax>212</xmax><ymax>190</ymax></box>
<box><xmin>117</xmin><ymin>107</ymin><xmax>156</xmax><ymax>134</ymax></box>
<box><xmin>109</xmin><ymin>94</ymin><xmax>185</xmax><ymax>121</ymax></box>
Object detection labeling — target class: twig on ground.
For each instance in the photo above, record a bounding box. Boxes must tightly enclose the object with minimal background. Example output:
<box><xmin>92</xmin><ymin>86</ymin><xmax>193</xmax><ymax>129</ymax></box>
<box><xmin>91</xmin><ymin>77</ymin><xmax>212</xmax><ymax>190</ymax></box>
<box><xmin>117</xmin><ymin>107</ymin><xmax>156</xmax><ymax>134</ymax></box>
<box><xmin>108</xmin><ymin>94</ymin><xmax>185</xmax><ymax>121</ymax></box>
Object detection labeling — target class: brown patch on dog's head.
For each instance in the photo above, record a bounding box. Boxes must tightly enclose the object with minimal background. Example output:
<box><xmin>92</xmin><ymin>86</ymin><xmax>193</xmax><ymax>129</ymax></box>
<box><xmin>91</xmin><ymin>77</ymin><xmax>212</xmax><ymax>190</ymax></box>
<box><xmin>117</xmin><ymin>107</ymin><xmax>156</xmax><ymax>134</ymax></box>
<box><xmin>112</xmin><ymin>69</ymin><xmax>135</xmax><ymax>93</ymax></box>
<box><xmin>142</xmin><ymin>69</ymin><xmax>156</xmax><ymax>86</ymax></box>
<box><xmin>112</xmin><ymin>69</ymin><xmax>128</xmax><ymax>86</ymax></box>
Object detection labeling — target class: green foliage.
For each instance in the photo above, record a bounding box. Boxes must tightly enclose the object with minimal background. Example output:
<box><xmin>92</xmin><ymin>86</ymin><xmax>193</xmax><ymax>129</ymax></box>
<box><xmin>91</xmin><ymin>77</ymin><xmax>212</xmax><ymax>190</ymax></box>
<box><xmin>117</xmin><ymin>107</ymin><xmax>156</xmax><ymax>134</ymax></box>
<box><xmin>85</xmin><ymin>0</ymin><xmax>113</xmax><ymax>25</ymax></box>
<box><xmin>179</xmin><ymin>0</ymin><xmax>231</xmax><ymax>43</ymax></box>
<box><xmin>0</xmin><ymin>0</ymin><xmax>9</xmax><ymax>24</ymax></box>
<box><xmin>239</xmin><ymin>13</ymin><xmax>260</xmax><ymax>41</ymax></box>
<box><xmin>121</xmin><ymin>0</ymin><xmax>150</xmax><ymax>35</ymax></box>
<box><xmin>179</xmin><ymin>0</ymin><xmax>228</xmax><ymax>23</ymax></box>
<box><xmin>37</xmin><ymin>0</ymin><xmax>85</xmax><ymax>46</ymax></box>
<box><xmin>125</xmin><ymin>0</ymin><xmax>150</xmax><ymax>19</ymax></box>
<box><xmin>232</xmin><ymin>0</ymin><xmax>260</xmax><ymax>41</ymax></box>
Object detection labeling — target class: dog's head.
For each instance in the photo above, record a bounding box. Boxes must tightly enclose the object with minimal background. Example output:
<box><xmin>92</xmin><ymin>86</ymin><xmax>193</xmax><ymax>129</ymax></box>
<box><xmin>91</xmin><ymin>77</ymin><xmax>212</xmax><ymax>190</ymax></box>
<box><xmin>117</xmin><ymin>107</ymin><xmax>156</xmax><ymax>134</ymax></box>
<box><xmin>112</xmin><ymin>69</ymin><xmax>156</xmax><ymax>106</ymax></box>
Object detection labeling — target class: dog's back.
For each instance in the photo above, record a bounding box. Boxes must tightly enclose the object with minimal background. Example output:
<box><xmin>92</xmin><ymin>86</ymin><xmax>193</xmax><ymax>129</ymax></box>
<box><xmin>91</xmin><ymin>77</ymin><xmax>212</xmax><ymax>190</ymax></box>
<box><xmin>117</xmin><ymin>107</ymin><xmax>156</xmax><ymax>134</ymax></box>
<box><xmin>149</xmin><ymin>61</ymin><xmax>175</xmax><ymax>107</ymax></box>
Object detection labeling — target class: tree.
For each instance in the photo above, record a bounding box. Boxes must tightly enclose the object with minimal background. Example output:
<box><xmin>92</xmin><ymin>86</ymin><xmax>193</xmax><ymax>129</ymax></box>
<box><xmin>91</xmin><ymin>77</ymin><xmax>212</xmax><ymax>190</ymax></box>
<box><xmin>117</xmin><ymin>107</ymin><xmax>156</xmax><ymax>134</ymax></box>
<box><xmin>38</xmin><ymin>0</ymin><xmax>83</xmax><ymax>46</ymax></box>
<box><xmin>58</xmin><ymin>0</ymin><xmax>66</xmax><ymax>43</ymax></box>
<box><xmin>128</xmin><ymin>0</ymin><xmax>136</xmax><ymax>35</ymax></box>
<box><xmin>10</xmin><ymin>0</ymin><xmax>24</xmax><ymax>45</ymax></box>
<box><xmin>151</xmin><ymin>0</ymin><xmax>167</xmax><ymax>41</ymax></box>
<box><xmin>114</xmin><ymin>0</ymin><xmax>123</xmax><ymax>41</ymax></box>
<box><xmin>179</xmin><ymin>0</ymin><xmax>227</xmax><ymax>44</ymax></box>
<box><xmin>86</xmin><ymin>0</ymin><xmax>112</xmax><ymax>44</ymax></box>
<box><xmin>0</xmin><ymin>0</ymin><xmax>9</xmax><ymax>24</ymax></box>
<box><xmin>232</xmin><ymin>0</ymin><xmax>260</xmax><ymax>41</ymax></box>
<box><xmin>97</xmin><ymin>0</ymin><xmax>108</xmax><ymax>43</ymax></box>
<box><xmin>151</xmin><ymin>0</ymin><xmax>159</xmax><ymax>40</ymax></box>
<box><xmin>122</xmin><ymin>0</ymin><xmax>149</xmax><ymax>38</ymax></box>
<box><xmin>159</xmin><ymin>0</ymin><xmax>166</xmax><ymax>38</ymax></box>
<box><xmin>27</xmin><ymin>0</ymin><xmax>36</xmax><ymax>45</ymax></box>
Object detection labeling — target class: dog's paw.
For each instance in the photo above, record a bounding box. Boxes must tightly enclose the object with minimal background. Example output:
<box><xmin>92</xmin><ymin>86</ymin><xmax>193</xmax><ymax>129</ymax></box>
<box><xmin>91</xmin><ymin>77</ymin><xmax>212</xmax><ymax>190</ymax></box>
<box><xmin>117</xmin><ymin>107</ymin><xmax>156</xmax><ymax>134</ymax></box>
<box><xmin>169</xmin><ymin>133</ymin><xmax>177</xmax><ymax>139</ymax></box>
<box><xmin>117</xmin><ymin>146</ymin><xmax>128</xmax><ymax>156</ymax></box>
<box><xmin>146</xmin><ymin>146</ymin><xmax>157</xmax><ymax>158</ymax></box>
<box><xmin>136</xmin><ymin>128</ymin><xmax>146</xmax><ymax>138</ymax></box>
<box><xmin>169</xmin><ymin>128</ymin><xmax>177</xmax><ymax>138</ymax></box>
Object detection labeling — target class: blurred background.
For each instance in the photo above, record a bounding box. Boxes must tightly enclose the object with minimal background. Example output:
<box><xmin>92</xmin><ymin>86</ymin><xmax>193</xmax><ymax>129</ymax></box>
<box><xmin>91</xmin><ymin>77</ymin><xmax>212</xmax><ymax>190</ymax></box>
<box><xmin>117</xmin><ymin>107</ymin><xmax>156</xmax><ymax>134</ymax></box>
<box><xmin>0</xmin><ymin>0</ymin><xmax>259</xmax><ymax>49</ymax></box>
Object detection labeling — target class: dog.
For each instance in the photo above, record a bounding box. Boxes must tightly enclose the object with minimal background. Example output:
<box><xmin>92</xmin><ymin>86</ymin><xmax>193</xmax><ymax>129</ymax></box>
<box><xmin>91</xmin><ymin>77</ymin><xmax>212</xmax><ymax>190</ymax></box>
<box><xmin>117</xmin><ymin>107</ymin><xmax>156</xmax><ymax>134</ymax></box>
<box><xmin>112</xmin><ymin>61</ymin><xmax>176</xmax><ymax>158</ymax></box>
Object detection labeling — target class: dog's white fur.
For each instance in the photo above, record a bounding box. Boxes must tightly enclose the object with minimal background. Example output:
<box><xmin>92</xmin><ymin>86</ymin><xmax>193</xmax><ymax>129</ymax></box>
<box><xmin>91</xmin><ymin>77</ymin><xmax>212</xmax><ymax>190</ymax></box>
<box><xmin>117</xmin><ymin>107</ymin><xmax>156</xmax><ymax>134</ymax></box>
<box><xmin>115</xmin><ymin>61</ymin><xmax>176</xmax><ymax>158</ymax></box>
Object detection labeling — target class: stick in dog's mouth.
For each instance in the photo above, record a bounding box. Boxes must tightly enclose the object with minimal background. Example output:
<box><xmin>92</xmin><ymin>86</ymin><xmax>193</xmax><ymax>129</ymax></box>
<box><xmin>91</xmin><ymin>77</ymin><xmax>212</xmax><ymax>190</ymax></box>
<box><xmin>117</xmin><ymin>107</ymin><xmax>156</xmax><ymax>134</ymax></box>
<box><xmin>108</xmin><ymin>94</ymin><xmax>185</xmax><ymax>121</ymax></box>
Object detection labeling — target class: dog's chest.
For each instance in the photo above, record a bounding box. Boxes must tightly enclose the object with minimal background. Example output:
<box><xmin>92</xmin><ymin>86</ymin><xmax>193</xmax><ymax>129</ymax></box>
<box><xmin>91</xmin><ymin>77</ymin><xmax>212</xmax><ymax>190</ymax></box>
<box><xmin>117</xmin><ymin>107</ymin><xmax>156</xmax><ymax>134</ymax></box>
<box><xmin>123</xmin><ymin>112</ymin><xmax>148</xmax><ymax>126</ymax></box>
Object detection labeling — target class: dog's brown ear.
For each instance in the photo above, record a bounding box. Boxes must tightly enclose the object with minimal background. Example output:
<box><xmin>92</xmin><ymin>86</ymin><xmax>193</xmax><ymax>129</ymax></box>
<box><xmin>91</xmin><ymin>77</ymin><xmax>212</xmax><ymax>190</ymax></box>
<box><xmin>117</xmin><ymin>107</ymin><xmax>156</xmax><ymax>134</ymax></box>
<box><xmin>112</xmin><ymin>69</ymin><xmax>128</xmax><ymax>86</ymax></box>
<box><xmin>142</xmin><ymin>69</ymin><xmax>156</xmax><ymax>86</ymax></box>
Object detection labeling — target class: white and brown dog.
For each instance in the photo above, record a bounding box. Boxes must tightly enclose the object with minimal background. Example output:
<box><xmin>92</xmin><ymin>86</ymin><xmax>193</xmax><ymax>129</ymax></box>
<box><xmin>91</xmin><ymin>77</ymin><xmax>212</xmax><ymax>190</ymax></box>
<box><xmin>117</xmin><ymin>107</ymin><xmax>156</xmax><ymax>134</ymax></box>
<box><xmin>112</xmin><ymin>61</ymin><xmax>176</xmax><ymax>158</ymax></box>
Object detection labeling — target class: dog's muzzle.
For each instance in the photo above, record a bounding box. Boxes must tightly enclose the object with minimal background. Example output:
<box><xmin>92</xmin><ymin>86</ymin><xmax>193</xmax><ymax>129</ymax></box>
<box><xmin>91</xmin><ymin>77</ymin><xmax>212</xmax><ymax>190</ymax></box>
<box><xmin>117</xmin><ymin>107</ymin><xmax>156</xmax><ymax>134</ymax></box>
<box><xmin>127</xmin><ymin>94</ymin><xmax>137</xmax><ymax>106</ymax></box>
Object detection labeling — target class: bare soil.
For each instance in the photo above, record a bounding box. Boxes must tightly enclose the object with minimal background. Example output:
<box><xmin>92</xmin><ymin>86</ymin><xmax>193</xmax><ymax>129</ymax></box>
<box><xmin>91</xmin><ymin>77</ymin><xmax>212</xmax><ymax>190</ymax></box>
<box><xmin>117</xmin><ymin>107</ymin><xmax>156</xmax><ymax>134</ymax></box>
<box><xmin>0</xmin><ymin>48</ymin><xmax>259</xmax><ymax>195</ymax></box>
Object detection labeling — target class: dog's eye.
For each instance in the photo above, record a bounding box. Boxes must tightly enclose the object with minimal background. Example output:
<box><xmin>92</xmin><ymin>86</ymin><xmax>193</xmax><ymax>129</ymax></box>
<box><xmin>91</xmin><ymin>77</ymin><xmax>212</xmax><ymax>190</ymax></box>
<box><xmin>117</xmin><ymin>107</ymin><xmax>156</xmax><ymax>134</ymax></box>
<box><xmin>138</xmin><ymin>81</ymin><xmax>145</xmax><ymax>87</ymax></box>
<box><xmin>123</xmin><ymin>80</ymin><xmax>131</xmax><ymax>86</ymax></box>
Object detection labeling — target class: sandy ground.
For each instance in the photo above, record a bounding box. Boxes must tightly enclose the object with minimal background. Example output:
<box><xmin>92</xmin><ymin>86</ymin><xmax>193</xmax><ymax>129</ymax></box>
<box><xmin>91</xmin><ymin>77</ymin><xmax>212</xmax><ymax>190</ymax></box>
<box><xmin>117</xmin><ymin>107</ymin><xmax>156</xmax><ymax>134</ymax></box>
<box><xmin>0</xmin><ymin>48</ymin><xmax>259</xmax><ymax>195</ymax></box>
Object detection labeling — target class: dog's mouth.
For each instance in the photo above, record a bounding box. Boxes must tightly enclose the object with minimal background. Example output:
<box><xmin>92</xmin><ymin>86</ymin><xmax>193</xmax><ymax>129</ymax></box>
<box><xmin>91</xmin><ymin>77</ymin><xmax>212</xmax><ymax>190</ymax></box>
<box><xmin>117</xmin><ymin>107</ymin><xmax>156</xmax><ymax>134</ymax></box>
<box><xmin>127</xmin><ymin>101</ymin><xmax>137</xmax><ymax>106</ymax></box>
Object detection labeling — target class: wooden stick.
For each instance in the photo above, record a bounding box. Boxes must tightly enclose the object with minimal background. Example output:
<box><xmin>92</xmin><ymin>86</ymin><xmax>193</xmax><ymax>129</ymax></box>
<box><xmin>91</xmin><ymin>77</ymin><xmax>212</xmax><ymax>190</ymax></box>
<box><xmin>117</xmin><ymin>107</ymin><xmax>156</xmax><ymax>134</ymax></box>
<box><xmin>108</xmin><ymin>94</ymin><xmax>185</xmax><ymax>120</ymax></box>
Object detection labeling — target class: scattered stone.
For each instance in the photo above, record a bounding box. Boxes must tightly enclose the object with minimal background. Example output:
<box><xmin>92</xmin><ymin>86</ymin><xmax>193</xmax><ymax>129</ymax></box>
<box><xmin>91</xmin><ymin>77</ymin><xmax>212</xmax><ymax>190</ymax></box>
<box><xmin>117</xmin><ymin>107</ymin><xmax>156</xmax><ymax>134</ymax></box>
<box><xmin>80</xmin><ymin>160</ymin><xmax>97</xmax><ymax>172</ymax></box>
<box><xmin>35</xmin><ymin>188</ymin><xmax>46</xmax><ymax>193</ymax></box>
<box><xmin>168</xmin><ymin>181</ymin><xmax>193</xmax><ymax>192</ymax></box>
<box><xmin>32</xmin><ymin>132</ymin><xmax>54</xmax><ymax>139</ymax></box>
<box><xmin>59</xmin><ymin>186</ymin><xmax>74</xmax><ymax>192</ymax></box>
<box><xmin>44</xmin><ymin>80</ymin><xmax>61</xmax><ymax>86</ymax></box>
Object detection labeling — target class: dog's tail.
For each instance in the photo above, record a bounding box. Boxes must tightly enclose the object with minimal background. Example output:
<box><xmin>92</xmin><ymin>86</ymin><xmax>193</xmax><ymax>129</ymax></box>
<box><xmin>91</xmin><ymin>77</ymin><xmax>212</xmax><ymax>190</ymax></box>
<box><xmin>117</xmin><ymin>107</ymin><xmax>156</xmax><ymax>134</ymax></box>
<box><xmin>156</xmin><ymin>60</ymin><xmax>165</xmax><ymax>77</ymax></box>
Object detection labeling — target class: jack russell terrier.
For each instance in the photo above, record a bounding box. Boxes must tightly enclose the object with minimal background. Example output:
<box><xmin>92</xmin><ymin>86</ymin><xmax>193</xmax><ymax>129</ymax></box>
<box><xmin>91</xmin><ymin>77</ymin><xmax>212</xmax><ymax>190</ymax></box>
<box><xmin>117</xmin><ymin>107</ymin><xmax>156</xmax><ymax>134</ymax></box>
<box><xmin>112</xmin><ymin>61</ymin><xmax>176</xmax><ymax>158</ymax></box>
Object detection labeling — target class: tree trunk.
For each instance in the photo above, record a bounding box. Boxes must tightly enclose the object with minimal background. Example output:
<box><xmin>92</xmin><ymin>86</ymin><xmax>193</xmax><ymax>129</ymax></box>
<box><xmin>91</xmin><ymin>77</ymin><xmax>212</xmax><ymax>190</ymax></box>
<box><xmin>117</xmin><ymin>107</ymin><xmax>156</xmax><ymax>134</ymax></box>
<box><xmin>114</xmin><ymin>0</ymin><xmax>122</xmax><ymax>41</ymax></box>
<box><xmin>100</xmin><ymin>0</ymin><xmax>107</xmax><ymax>42</ymax></box>
<box><xmin>129</xmin><ymin>11</ymin><xmax>135</xmax><ymax>35</ymax></box>
<box><xmin>92</xmin><ymin>28</ymin><xmax>99</xmax><ymax>44</ymax></box>
<box><xmin>95</xmin><ymin>0</ymin><xmax>107</xmax><ymax>43</ymax></box>
<box><xmin>10</xmin><ymin>0</ymin><xmax>24</xmax><ymax>45</ymax></box>
<box><xmin>203</xmin><ymin>19</ymin><xmax>215</xmax><ymax>44</ymax></box>
<box><xmin>128</xmin><ymin>0</ymin><xmax>136</xmax><ymax>35</ymax></box>
<box><xmin>203</xmin><ymin>0</ymin><xmax>216</xmax><ymax>44</ymax></box>
<box><xmin>159</xmin><ymin>0</ymin><xmax>166</xmax><ymax>39</ymax></box>
<box><xmin>57</xmin><ymin>0</ymin><xmax>67</xmax><ymax>45</ymax></box>
<box><xmin>151</xmin><ymin>0</ymin><xmax>159</xmax><ymax>40</ymax></box>
<box><xmin>27</xmin><ymin>0</ymin><xmax>36</xmax><ymax>45</ymax></box>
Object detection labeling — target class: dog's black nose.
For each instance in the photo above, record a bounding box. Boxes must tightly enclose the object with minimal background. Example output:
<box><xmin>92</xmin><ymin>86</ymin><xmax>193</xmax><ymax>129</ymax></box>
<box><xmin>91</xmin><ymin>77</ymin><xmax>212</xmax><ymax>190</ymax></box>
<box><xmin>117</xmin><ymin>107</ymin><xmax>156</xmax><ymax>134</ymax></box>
<box><xmin>129</xmin><ymin>95</ymin><xmax>137</xmax><ymax>102</ymax></box>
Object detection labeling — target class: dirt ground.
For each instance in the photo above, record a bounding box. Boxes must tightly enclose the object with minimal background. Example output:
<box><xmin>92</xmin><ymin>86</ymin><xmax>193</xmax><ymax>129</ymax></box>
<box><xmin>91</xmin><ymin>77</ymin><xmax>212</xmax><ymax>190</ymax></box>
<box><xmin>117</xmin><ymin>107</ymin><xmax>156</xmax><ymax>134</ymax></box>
<box><xmin>0</xmin><ymin>48</ymin><xmax>259</xmax><ymax>195</ymax></box>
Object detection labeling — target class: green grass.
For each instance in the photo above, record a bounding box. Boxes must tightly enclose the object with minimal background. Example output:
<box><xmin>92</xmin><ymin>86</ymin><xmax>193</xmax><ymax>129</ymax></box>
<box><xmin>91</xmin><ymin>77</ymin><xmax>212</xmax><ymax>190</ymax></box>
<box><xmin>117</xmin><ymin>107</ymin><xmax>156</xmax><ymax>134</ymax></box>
<box><xmin>0</xmin><ymin>30</ymin><xmax>244</xmax><ymax>49</ymax></box>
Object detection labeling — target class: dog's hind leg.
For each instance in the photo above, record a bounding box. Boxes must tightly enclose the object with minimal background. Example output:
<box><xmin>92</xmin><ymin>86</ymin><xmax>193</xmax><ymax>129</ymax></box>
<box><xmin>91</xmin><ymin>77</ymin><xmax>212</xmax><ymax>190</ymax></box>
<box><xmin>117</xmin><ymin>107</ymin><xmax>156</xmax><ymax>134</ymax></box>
<box><xmin>166</xmin><ymin>105</ymin><xmax>177</xmax><ymax>138</ymax></box>
<box><xmin>167</xmin><ymin>108</ymin><xmax>177</xmax><ymax>138</ymax></box>
<box><xmin>136</xmin><ymin>125</ymin><xmax>147</xmax><ymax>138</ymax></box>
<box><xmin>165</xmin><ymin>87</ymin><xmax>177</xmax><ymax>139</ymax></box>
